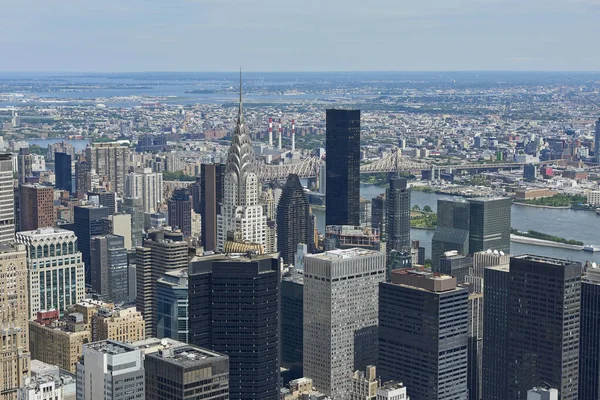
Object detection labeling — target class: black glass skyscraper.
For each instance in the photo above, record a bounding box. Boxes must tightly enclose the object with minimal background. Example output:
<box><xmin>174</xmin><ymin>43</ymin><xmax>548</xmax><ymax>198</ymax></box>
<box><xmin>277</xmin><ymin>174</ymin><xmax>311</xmax><ymax>265</ymax></box>
<box><xmin>468</xmin><ymin>197</ymin><xmax>511</xmax><ymax>254</ymax></box>
<box><xmin>168</xmin><ymin>188</ymin><xmax>192</xmax><ymax>237</ymax></box>
<box><xmin>188</xmin><ymin>253</ymin><xmax>280</xmax><ymax>400</ymax></box>
<box><xmin>385</xmin><ymin>177</ymin><xmax>411</xmax><ymax>263</ymax></box>
<box><xmin>431</xmin><ymin>199</ymin><xmax>470</xmax><ymax>268</ymax></box>
<box><xmin>73</xmin><ymin>205</ymin><xmax>109</xmax><ymax>285</ymax></box>
<box><xmin>506</xmin><ymin>255</ymin><xmax>581</xmax><ymax>400</ymax></box>
<box><xmin>325</xmin><ymin>109</ymin><xmax>360</xmax><ymax>226</ymax></box>
<box><xmin>371</xmin><ymin>193</ymin><xmax>385</xmax><ymax>240</ymax></box>
<box><xmin>579</xmin><ymin>268</ymin><xmax>600</xmax><ymax>400</ymax></box>
<box><xmin>55</xmin><ymin>152</ymin><xmax>72</xmax><ymax>193</ymax></box>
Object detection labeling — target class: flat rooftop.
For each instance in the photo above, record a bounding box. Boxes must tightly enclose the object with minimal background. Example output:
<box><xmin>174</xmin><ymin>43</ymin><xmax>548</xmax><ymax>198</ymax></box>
<box><xmin>309</xmin><ymin>247</ymin><xmax>381</xmax><ymax>260</ymax></box>
<box><xmin>513</xmin><ymin>254</ymin><xmax>579</xmax><ymax>267</ymax></box>
<box><xmin>150</xmin><ymin>345</ymin><xmax>227</xmax><ymax>367</ymax></box>
<box><xmin>16</xmin><ymin>227</ymin><xmax>75</xmax><ymax>238</ymax></box>
<box><xmin>87</xmin><ymin>340</ymin><xmax>136</xmax><ymax>355</ymax></box>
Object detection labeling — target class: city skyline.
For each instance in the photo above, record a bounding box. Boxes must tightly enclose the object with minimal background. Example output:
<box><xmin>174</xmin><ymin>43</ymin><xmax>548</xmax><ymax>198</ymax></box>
<box><xmin>1</xmin><ymin>1</ymin><xmax>600</xmax><ymax>72</ymax></box>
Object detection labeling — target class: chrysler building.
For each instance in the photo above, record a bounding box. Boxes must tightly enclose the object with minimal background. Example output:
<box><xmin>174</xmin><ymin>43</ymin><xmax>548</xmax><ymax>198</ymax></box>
<box><xmin>216</xmin><ymin>74</ymin><xmax>267</xmax><ymax>253</ymax></box>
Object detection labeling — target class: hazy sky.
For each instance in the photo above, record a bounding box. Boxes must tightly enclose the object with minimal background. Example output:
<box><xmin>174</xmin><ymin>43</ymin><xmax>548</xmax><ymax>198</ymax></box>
<box><xmin>1</xmin><ymin>0</ymin><xmax>599</xmax><ymax>72</ymax></box>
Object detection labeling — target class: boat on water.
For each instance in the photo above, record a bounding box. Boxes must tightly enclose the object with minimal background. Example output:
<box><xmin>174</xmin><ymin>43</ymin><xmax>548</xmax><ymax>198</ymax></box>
<box><xmin>584</xmin><ymin>245</ymin><xmax>600</xmax><ymax>252</ymax></box>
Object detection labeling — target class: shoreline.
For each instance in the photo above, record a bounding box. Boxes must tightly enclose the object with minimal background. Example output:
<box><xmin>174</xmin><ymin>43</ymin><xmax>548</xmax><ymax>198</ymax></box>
<box><xmin>510</xmin><ymin>234</ymin><xmax>583</xmax><ymax>250</ymax></box>
<box><xmin>513</xmin><ymin>202</ymin><xmax>571</xmax><ymax>210</ymax></box>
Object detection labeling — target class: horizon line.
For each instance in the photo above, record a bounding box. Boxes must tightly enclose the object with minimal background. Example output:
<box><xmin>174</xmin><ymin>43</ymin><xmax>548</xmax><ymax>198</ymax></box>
<box><xmin>0</xmin><ymin>69</ymin><xmax>600</xmax><ymax>74</ymax></box>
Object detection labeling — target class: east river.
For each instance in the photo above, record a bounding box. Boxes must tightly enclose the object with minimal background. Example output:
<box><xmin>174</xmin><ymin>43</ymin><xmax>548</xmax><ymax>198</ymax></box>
<box><xmin>312</xmin><ymin>184</ymin><xmax>600</xmax><ymax>265</ymax></box>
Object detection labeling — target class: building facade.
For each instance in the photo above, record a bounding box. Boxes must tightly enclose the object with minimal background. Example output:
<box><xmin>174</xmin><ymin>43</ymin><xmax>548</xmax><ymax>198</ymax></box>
<box><xmin>55</xmin><ymin>152</ymin><xmax>72</xmax><ymax>193</ymax></box>
<box><xmin>304</xmin><ymin>248</ymin><xmax>385</xmax><ymax>399</ymax></box>
<box><xmin>385</xmin><ymin>177</ymin><xmax>411</xmax><ymax>260</ymax></box>
<box><xmin>431</xmin><ymin>198</ymin><xmax>470</xmax><ymax>269</ymax></box>
<box><xmin>0</xmin><ymin>243</ymin><xmax>30</xmax><ymax>399</ymax></box>
<box><xmin>167</xmin><ymin>188</ymin><xmax>192</xmax><ymax>237</ymax></box>
<box><xmin>325</xmin><ymin>109</ymin><xmax>361</xmax><ymax>227</ymax></box>
<box><xmin>20</xmin><ymin>184</ymin><xmax>55</xmax><ymax>231</ymax></box>
<box><xmin>0</xmin><ymin>154</ymin><xmax>15</xmax><ymax>243</ymax></box>
<box><xmin>16</xmin><ymin>228</ymin><xmax>85</xmax><ymax>318</ymax></box>
<box><xmin>90</xmin><ymin>235</ymin><xmax>129</xmax><ymax>303</ymax></box>
<box><xmin>281</xmin><ymin>269</ymin><xmax>304</xmax><ymax>376</ymax></box>
<box><xmin>580</xmin><ymin>266</ymin><xmax>600</xmax><ymax>400</ymax></box>
<box><xmin>92</xmin><ymin>306</ymin><xmax>145</xmax><ymax>343</ymax></box>
<box><xmin>72</xmin><ymin>205</ymin><xmax>109</xmax><ymax>285</ymax></box>
<box><xmin>468</xmin><ymin>197</ymin><xmax>511</xmax><ymax>254</ymax></box>
<box><xmin>200</xmin><ymin>163</ymin><xmax>225</xmax><ymax>251</ymax></box>
<box><xmin>277</xmin><ymin>174</ymin><xmax>311</xmax><ymax>265</ymax></box>
<box><xmin>85</xmin><ymin>142</ymin><xmax>131</xmax><ymax>195</ymax></box>
<box><xmin>156</xmin><ymin>268</ymin><xmax>189</xmax><ymax>343</ymax></box>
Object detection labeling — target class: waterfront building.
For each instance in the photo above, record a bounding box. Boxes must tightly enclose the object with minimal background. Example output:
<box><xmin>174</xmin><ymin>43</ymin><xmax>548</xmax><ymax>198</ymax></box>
<box><xmin>76</xmin><ymin>340</ymin><xmax>145</xmax><ymax>400</ymax></box>
<box><xmin>216</xmin><ymin>80</ymin><xmax>267</xmax><ymax>252</ymax></box>
<box><xmin>379</xmin><ymin>269</ymin><xmax>468</xmax><ymax>400</ymax></box>
<box><xmin>277</xmin><ymin>174</ymin><xmax>311</xmax><ymax>265</ymax></box>
<box><xmin>468</xmin><ymin>197</ymin><xmax>511</xmax><ymax>254</ymax></box>
<box><xmin>16</xmin><ymin>228</ymin><xmax>85</xmax><ymax>317</ymax></box>
<box><xmin>431</xmin><ymin>198</ymin><xmax>470</xmax><ymax>269</ymax></box>
<box><xmin>325</xmin><ymin>109</ymin><xmax>361</xmax><ymax>226</ymax></box>
<box><xmin>145</xmin><ymin>342</ymin><xmax>228</xmax><ymax>400</ymax></box>
<box><xmin>0</xmin><ymin>243</ymin><xmax>30</xmax><ymax>399</ymax></box>
<box><xmin>304</xmin><ymin>248</ymin><xmax>385</xmax><ymax>398</ymax></box>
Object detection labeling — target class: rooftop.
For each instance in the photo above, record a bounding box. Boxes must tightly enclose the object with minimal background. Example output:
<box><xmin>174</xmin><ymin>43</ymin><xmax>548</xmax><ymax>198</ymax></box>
<box><xmin>86</xmin><ymin>340</ymin><xmax>137</xmax><ymax>355</ymax></box>
<box><xmin>16</xmin><ymin>227</ymin><xmax>76</xmax><ymax>238</ymax></box>
<box><xmin>309</xmin><ymin>247</ymin><xmax>381</xmax><ymax>260</ymax></box>
<box><xmin>513</xmin><ymin>254</ymin><xmax>580</xmax><ymax>267</ymax></box>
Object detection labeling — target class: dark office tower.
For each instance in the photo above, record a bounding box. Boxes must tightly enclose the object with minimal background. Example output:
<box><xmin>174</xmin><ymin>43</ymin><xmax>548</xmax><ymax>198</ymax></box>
<box><xmin>74</xmin><ymin>159</ymin><xmax>90</xmax><ymax>197</ymax></box>
<box><xmin>385</xmin><ymin>177</ymin><xmax>411</xmax><ymax>260</ymax></box>
<box><xmin>188</xmin><ymin>254</ymin><xmax>225</xmax><ymax>348</ymax></box>
<box><xmin>281</xmin><ymin>270</ymin><xmax>304</xmax><ymax>379</ymax></box>
<box><xmin>191</xmin><ymin>176</ymin><xmax>201</xmax><ymax>213</ymax></box>
<box><xmin>468</xmin><ymin>197</ymin><xmax>511</xmax><ymax>254</ymax></box>
<box><xmin>379</xmin><ymin>269</ymin><xmax>468</xmax><ymax>400</ymax></box>
<box><xmin>55</xmin><ymin>152</ymin><xmax>72</xmax><ymax>193</ymax></box>
<box><xmin>19</xmin><ymin>184</ymin><xmax>54</xmax><ymax>231</ymax></box>
<box><xmin>431</xmin><ymin>198</ymin><xmax>470</xmax><ymax>269</ymax></box>
<box><xmin>580</xmin><ymin>267</ymin><xmax>600</xmax><ymax>400</ymax></box>
<box><xmin>200</xmin><ymin>163</ymin><xmax>225</xmax><ymax>251</ymax></box>
<box><xmin>211</xmin><ymin>254</ymin><xmax>280</xmax><ymax>400</ymax></box>
<box><xmin>145</xmin><ymin>343</ymin><xmax>229</xmax><ymax>400</ymax></box>
<box><xmin>371</xmin><ymin>193</ymin><xmax>385</xmax><ymax>240</ymax></box>
<box><xmin>466</xmin><ymin>287</ymin><xmax>483</xmax><ymax>400</ymax></box>
<box><xmin>277</xmin><ymin>174</ymin><xmax>310</xmax><ymax>265</ymax></box>
<box><xmin>90</xmin><ymin>234</ymin><xmax>129</xmax><ymax>303</ymax></box>
<box><xmin>136</xmin><ymin>228</ymin><xmax>188</xmax><ymax>337</ymax></box>
<box><xmin>168</xmin><ymin>188</ymin><xmax>192</xmax><ymax>238</ymax></box>
<box><xmin>507</xmin><ymin>255</ymin><xmax>581</xmax><ymax>400</ymax></box>
<box><xmin>438</xmin><ymin>252</ymin><xmax>472</xmax><ymax>284</ymax></box>
<box><xmin>17</xmin><ymin>148</ymin><xmax>32</xmax><ymax>184</ymax></box>
<box><xmin>73</xmin><ymin>205</ymin><xmax>109</xmax><ymax>285</ymax></box>
<box><xmin>87</xmin><ymin>190</ymin><xmax>116</xmax><ymax>215</ymax></box>
<box><xmin>482</xmin><ymin>264</ymin><xmax>510</xmax><ymax>400</ymax></box>
<box><xmin>595</xmin><ymin>117</ymin><xmax>600</xmax><ymax>164</ymax></box>
<box><xmin>325</xmin><ymin>109</ymin><xmax>360</xmax><ymax>226</ymax></box>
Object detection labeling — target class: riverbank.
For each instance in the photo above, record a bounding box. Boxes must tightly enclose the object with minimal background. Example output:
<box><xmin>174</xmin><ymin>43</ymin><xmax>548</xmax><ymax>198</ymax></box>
<box><xmin>513</xmin><ymin>202</ymin><xmax>570</xmax><ymax>209</ymax></box>
<box><xmin>510</xmin><ymin>234</ymin><xmax>583</xmax><ymax>250</ymax></box>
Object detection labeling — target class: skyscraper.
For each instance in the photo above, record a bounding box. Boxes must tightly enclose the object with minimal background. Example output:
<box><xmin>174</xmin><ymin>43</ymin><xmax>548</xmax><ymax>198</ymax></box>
<box><xmin>55</xmin><ymin>152</ymin><xmax>72</xmax><ymax>193</ymax></box>
<box><xmin>90</xmin><ymin>234</ymin><xmax>129</xmax><ymax>303</ymax></box>
<box><xmin>482</xmin><ymin>264</ymin><xmax>510</xmax><ymax>400</ymax></box>
<box><xmin>466</xmin><ymin>287</ymin><xmax>483</xmax><ymax>400</ymax></box>
<box><xmin>216</xmin><ymin>77</ymin><xmax>267</xmax><ymax>252</ymax></box>
<box><xmin>431</xmin><ymin>198</ymin><xmax>470</xmax><ymax>269</ymax></box>
<box><xmin>76</xmin><ymin>340</ymin><xmax>145</xmax><ymax>400</ymax></box>
<box><xmin>277</xmin><ymin>174</ymin><xmax>311</xmax><ymax>265</ymax></box>
<box><xmin>136</xmin><ymin>228</ymin><xmax>188</xmax><ymax>337</ymax></box>
<box><xmin>325</xmin><ymin>109</ymin><xmax>360</xmax><ymax>226</ymax></box>
<box><xmin>385</xmin><ymin>177</ymin><xmax>411</xmax><ymax>261</ymax></box>
<box><xmin>85</xmin><ymin>142</ymin><xmax>131</xmax><ymax>195</ymax></box>
<box><xmin>507</xmin><ymin>255</ymin><xmax>580</xmax><ymax>400</ymax></box>
<box><xmin>156</xmin><ymin>268</ymin><xmax>189</xmax><ymax>343</ymax></box>
<box><xmin>144</xmin><ymin>343</ymin><xmax>229</xmax><ymax>400</ymax></box>
<box><xmin>16</xmin><ymin>228</ymin><xmax>85</xmax><ymax>318</ymax></box>
<box><xmin>17</xmin><ymin>148</ymin><xmax>33</xmax><ymax>185</ymax></box>
<box><xmin>371</xmin><ymin>193</ymin><xmax>385</xmax><ymax>240</ymax></box>
<box><xmin>73</xmin><ymin>205</ymin><xmax>109</xmax><ymax>284</ymax></box>
<box><xmin>0</xmin><ymin>243</ymin><xmax>30</xmax><ymax>399</ymax></box>
<box><xmin>211</xmin><ymin>253</ymin><xmax>280</xmax><ymax>400</ymax></box>
<box><xmin>379</xmin><ymin>269</ymin><xmax>469</xmax><ymax>400</ymax></box>
<box><xmin>595</xmin><ymin>117</ymin><xmax>600</xmax><ymax>164</ymax></box>
<box><xmin>19</xmin><ymin>184</ymin><xmax>54</xmax><ymax>231</ymax></box>
<box><xmin>168</xmin><ymin>187</ymin><xmax>192</xmax><ymax>237</ymax></box>
<box><xmin>468</xmin><ymin>197</ymin><xmax>511</xmax><ymax>254</ymax></box>
<box><xmin>304</xmin><ymin>248</ymin><xmax>385</xmax><ymax>398</ymax></box>
<box><xmin>0</xmin><ymin>154</ymin><xmax>15</xmax><ymax>244</ymax></box>
<box><xmin>125</xmin><ymin>168</ymin><xmax>163</xmax><ymax>213</ymax></box>
<box><xmin>281</xmin><ymin>269</ymin><xmax>304</xmax><ymax>378</ymax></box>
<box><xmin>579</xmin><ymin>265</ymin><xmax>600</xmax><ymax>400</ymax></box>
<box><xmin>200</xmin><ymin>163</ymin><xmax>225</xmax><ymax>251</ymax></box>
<box><xmin>74</xmin><ymin>157</ymin><xmax>91</xmax><ymax>197</ymax></box>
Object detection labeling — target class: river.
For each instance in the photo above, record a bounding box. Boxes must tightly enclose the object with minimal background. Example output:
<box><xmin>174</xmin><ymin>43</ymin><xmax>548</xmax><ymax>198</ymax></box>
<box><xmin>311</xmin><ymin>184</ymin><xmax>599</xmax><ymax>265</ymax></box>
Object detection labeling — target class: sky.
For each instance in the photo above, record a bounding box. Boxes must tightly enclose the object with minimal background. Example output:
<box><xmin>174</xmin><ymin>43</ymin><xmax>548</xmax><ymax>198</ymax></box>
<box><xmin>1</xmin><ymin>0</ymin><xmax>599</xmax><ymax>72</ymax></box>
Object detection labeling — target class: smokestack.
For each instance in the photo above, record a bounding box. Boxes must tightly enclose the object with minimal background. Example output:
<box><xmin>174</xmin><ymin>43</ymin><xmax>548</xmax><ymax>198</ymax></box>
<box><xmin>278</xmin><ymin>119</ymin><xmax>282</xmax><ymax>150</ymax></box>
<box><xmin>291</xmin><ymin>119</ymin><xmax>296</xmax><ymax>152</ymax></box>
<box><xmin>268</xmin><ymin>117</ymin><xmax>273</xmax><ymax>147</ymax></box>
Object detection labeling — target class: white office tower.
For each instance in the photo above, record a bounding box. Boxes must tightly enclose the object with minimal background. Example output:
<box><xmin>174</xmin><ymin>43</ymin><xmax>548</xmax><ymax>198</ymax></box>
<box><xmin>304</xmin><ymin>248</ymin><xmax>386</xmax><ymax>399</ymax></box>
<box><xmin>125</xmin><ymin>168</ymin><xmax>163</xmax><ymax>213</ymax></box>
<box><xmin>16</xmin><ymin>228</ymin><xmax>85</xmax><ymax>318</ymax></box>
<box><xmin>0</xmin><ymin>154</ymin><xmax>14</xmax><ymax>243</ymax></box>
<box><xmin>377</xmin><ymin>381</ymin><xmax>409</xmax><ymax>400</ymax></box>
<box><xmin>527</xmin><ymin>387</ymin><xmax>559</xmax><ymax>400</ymax></box>
<box><xmin>216</xmin><ymin>77</ymin><xmax>266</xmax><ymax>253</ymax></box>
<box><xmin>76</xmin><ymin>340</ymin><xmax>145</xmax><ymax>400</ymax></box>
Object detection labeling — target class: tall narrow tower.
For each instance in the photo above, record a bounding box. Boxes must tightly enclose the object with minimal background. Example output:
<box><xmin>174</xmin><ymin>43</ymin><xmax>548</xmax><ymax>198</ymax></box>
<box><xmin>278</xmin><ymin>119</ymin><xmax>283</xmax><ymax>150</ymax></box>
<box><xmin>268</xmin><ymin>117</ymin><xmax>273</xmax><ymax>147</ymax></box>
<box><xmin>216</xmin><ymin>72</ymin><xmax>267</xmax><ymax>252</ymax></box>
<box><xmin>291</xmin><ymin>119</ymin><xmax>296</xmax><ymax>152</ymax></box>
